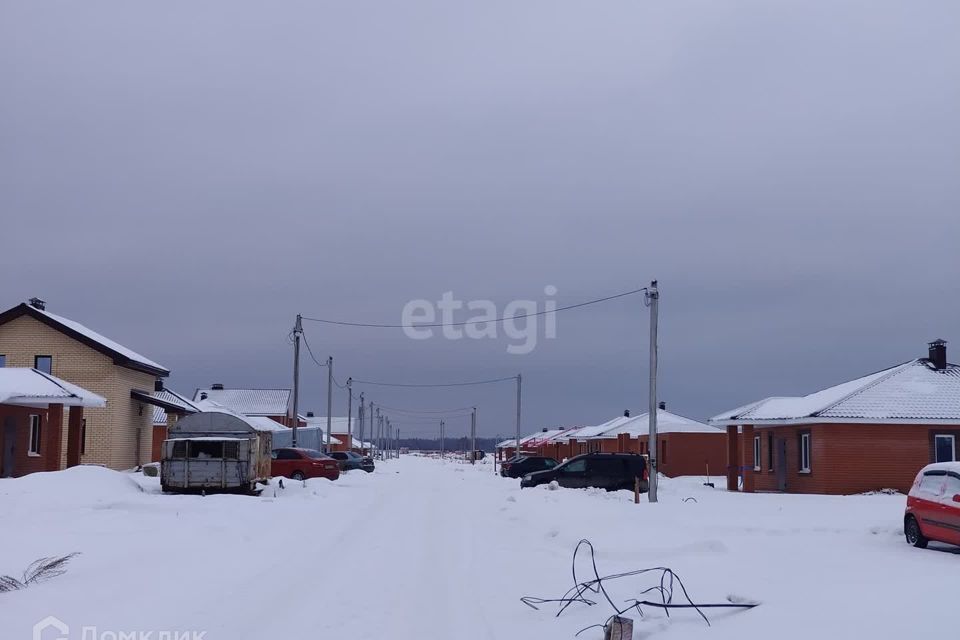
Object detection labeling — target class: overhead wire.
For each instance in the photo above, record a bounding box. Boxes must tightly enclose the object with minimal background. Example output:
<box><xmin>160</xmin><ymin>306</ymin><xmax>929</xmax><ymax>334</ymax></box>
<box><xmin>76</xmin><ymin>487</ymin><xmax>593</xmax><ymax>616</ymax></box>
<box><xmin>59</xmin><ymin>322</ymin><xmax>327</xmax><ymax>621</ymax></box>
<box><xmin>300</xmin><ymin>287</ymin><xmax>647</xmax><ymax>328</ymax></box>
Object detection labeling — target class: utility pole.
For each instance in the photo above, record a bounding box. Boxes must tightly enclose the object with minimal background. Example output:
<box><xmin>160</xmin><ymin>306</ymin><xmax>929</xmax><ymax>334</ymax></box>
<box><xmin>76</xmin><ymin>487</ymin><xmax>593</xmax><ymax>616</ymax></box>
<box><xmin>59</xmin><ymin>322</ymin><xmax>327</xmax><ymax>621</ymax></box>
<box><xmin>325</xmin><ymin>356</ymin><xmax>333</xmax><ymax>453</ymax></box>
<box><xmin>357</xmin><ymin>393</ymin><xmax>365</xmax><ymax>451</ymax></box>
<box><xmin>515</xmin><ymin>373</ymin><xmax>522</xmax><ymax>458</ymax></box>
<box><xmin>370</xmin><ymin>402</ymin><xmax>375</xmax><ymax>458</ymax></box>
<box><xmin>396</xmin><ymin>428</ymin><xmax>400</xmax><ymax>458</ymax></box>
<box><xmin>346</xmin><ymin>378</ymin><xmax>353</xmax><ymax>452</ymax></box>
<box><xmin>291</xmin><ymin>314</ymin><xmax>303</xmax><ymax>448</ymax></box>
<box><xmin>386</xmin><ymin>418</ymin><xmax>391</xmax><ymax>459</ymax></box>
<box><xmin>646</xmin><ymin>280</ymin><xmax>660</xmax><ymax>503</ymax></box>
<box><xmin>470</xmin><ymin>407</ymin><xmax>477</xmax><ymax>464</ymax></box>
<box><xmin>375</xmin><ymin>408</ymin><xmax>381</xmax><ymax>459</ymax></box>
<box><xmin>440</xmin><ymin>420</ymin><xmax>445</xmax><ymax>458</ymax></box>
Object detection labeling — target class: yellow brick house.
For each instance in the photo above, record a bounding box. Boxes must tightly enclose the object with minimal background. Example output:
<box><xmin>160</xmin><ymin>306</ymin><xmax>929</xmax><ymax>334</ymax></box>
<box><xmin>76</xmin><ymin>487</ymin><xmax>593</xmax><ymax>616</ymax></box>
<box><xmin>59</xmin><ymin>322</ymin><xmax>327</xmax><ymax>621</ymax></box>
<box><xmin>0</xmin><ymin>298</ymin><xmax>170</xmax><ymax>471</ymax></box>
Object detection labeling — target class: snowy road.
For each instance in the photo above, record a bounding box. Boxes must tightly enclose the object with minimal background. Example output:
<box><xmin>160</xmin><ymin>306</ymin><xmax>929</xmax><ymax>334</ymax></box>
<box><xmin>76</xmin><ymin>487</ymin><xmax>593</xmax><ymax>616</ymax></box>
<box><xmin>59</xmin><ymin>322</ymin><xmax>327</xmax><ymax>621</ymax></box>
<box><xmin>3</xmin><ymin>456</ymin><xmax>958</xmax><ymax>640</ymax></box>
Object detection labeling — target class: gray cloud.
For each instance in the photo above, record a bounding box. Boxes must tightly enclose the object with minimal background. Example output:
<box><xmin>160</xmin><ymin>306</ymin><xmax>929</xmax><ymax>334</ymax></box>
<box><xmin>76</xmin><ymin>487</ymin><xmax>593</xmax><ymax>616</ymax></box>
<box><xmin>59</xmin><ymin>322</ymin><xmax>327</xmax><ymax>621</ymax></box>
<box><xmin>2</xmin><ymin>1</ymin><xmax>958</xmax><ymax>438</ymax></box>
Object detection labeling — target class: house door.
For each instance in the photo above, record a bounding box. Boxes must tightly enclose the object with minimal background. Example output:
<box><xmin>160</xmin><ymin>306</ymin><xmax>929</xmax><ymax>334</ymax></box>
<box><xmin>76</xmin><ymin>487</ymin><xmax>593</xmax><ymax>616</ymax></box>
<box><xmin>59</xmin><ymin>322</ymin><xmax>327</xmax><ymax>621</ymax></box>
<box><xmin>776</xmin><ymin>438</ymin><xmax>787</xmax><ymax>492</ymax></box>
<box><xmin>2</xmin><ymin>417</ymin><xmax>16</xmax><ymax>478</ymax></box>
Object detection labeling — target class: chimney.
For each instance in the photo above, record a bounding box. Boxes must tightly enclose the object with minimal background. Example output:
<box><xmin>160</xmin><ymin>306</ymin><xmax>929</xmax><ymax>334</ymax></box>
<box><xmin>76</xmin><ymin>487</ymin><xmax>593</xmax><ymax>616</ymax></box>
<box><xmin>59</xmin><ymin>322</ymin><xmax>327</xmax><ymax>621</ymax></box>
<box><xmin>211</xmin><ymin>383</ymin><xmax>224</xmax><ymax>390</ymax></box>
<box><xmin>623</xmin><ymin>409</ymin><xmax>630</xmax><ymax>417</ymax></box>
<box><xmin>154</xmin><ymin>379</ymin><xmax>164</xmax><ymax>392</ymax></box>
<box><xmin>928</xmin><ymin>339</ymin><xmax>948</xmax><ymax>370</ymax></box>
<box><xmin>658</xmin><ymin>401</ymin><xmax>666</xmax><ymax>410</ymax></box>
<box><xmin>542</xmin><ymin>427</ymin><xmax>548</xmax><ymax>432</ymax></box>
<box><xmin>28</xmin><ymin>297</ymin><xmax>46</xmax><ymax>311</ymax></box>
<box><xmin>306</xmin><ymin>411</ymin><xmax>314</xmax><ymax>418</ymax></box>
<box><xmin>200</xmin><ymin>392</ymin><xmax>208</xmax><ymax>400</ymax></box>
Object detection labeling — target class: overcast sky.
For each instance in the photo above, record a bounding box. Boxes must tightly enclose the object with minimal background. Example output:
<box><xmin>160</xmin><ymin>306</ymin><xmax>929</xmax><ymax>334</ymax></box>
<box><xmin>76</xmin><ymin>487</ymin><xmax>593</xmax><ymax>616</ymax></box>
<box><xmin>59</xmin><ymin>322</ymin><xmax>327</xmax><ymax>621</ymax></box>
<box><xmin>2</xmin><ymin>2</ymin><xmax>959</xmax><ymax>439</ymax></box>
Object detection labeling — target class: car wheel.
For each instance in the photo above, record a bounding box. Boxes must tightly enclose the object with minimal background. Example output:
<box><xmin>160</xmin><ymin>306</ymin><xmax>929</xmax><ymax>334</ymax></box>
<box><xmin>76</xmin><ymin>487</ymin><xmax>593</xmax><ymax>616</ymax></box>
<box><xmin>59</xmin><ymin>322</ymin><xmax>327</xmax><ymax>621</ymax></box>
<box><xmin>292</xmin><ymin>471</ymin><xmax>305</xmax><ymax>481</ymax></box>
<box><xmin>905</xmin><ymin>516</ymin><xmax>928</xmax><ymax>548</ymax></box>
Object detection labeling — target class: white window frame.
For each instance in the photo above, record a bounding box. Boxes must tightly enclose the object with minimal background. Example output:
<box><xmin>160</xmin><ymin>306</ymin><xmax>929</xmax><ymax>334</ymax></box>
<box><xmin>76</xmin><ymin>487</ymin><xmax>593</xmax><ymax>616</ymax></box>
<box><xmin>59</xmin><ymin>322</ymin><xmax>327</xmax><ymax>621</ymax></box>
<box><xmin>799</xmin><ymin>432</ymin><xmax>811</xmax><ymax>473</ymax></box>
<box><xmin>753</xmin><ymin>435</ymin><xmax>761</xmax><ymax>471</ymax></box>
<box><xmin>934</xmin><ymin>434</ymin><xmax>956</xmax><ymax>463</ymax></box>
<box><xmin>28</xmin><ymin>414</ymin><xmax>42</xmax><ymax>456</ymax></box>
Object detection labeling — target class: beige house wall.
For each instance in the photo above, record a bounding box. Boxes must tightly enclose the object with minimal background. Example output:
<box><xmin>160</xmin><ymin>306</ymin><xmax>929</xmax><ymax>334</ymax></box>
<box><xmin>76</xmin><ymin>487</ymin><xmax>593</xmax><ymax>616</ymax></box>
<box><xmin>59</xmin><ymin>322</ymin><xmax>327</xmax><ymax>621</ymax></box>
<box><xmin>0</xmin><ymin>314</ymin><xmax>156</xmax><ymax>469</ymax></box>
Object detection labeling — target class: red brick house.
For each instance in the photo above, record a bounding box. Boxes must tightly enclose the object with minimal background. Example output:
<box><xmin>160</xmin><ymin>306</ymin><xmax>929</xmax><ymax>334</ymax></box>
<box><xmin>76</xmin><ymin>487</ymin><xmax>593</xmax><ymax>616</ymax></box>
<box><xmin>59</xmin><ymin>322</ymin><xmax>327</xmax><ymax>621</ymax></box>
<box><xmin>1</xmin><ymin>368</ymin><xmax>106</xmax><ymax>477</ymax></box>
<box><xmin>711</xmin><ymin>340</ymin><xmax>960</xmax><ymax>495</ymax></box>
<box><xmin>620</xmin><ymin>409</ymin><xmax>726</xmax><ymax>478</ymax></box>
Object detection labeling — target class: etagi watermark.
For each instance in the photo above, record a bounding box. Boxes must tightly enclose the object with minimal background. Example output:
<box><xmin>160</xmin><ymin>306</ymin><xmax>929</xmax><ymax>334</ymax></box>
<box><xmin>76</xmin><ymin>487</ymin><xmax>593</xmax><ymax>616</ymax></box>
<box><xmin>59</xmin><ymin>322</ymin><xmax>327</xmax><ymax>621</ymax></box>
<box><xmin>401</xmin><ymin>286</ymin><xmax>558</xmax><ymax>355</ymax></box>
<box><xmin>33</xmin><ymin>616</ymin><xmax>207</xmax><ymax>640</ymax></box>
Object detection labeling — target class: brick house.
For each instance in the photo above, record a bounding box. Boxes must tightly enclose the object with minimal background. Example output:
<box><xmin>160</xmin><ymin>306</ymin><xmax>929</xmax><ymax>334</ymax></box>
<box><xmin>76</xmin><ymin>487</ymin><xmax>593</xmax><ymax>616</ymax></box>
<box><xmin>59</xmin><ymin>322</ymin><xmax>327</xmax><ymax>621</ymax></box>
<box><xmin>0</xmin><ymin>299</ymin><xmax>169</xmax><ymax>471</ymax></box>
<box><xmin>710</xmin><ymin>340</ymin><xmax>960</xmax><ymax>495</ymax></box>
<box><xmin>0</xmin><ymin>368</ymin><xmax>106</xmax><ymax>477</ymax></box>
<box><xmin>612</xmin><ymin>408</ymin><xmax>726</xmax><ymax>478</ymax></box>
<box><xmin>192</xmin><ymin>385</ymin><xmax>297</xmax><ymax>427</ymax></box>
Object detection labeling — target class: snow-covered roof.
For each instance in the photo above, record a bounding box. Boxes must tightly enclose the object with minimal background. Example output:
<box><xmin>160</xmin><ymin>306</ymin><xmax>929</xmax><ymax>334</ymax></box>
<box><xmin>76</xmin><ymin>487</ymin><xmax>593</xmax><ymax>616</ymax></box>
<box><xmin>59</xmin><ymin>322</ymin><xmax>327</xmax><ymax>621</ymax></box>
<box><xmin>193</xmin><ymin>387</ymin><xmax>290</xmax><ymax>416</ymax></box>
<box><xmin>187</xmin><ymin>399</ymin><xmax>290</xmax><ymax>434</ymax></box>
<box><xmin>539</xmin><ymin>426</ymin><xmax>589</xmax><ymax>444</ymax></box>
<box><xmin>523</xmin><ymin>429</ymin><xmax>568</xmax><ymax>447</ymax></box>
<box><xmin>711</xmin><ymin>359</ymin><xmax>960</xmax><ymax>425</ymax></box>
<box><xmin>574</xmin><ymin>415</ymin><xmax>634</xmax><ymax>439</ymax></box>
<box><xmin>153</xmin><ymin>405</ymin><xmax>166</xmax><ymax>425</ymax></box>
<box><xmin>0</xmin><ymin>303</ymin><xmax>169</xmax><ymax>375</ymax></box>
<box><xmin>243</xmin><ymin>416</ymin><xmax>290</xmax><ymax>433</ymax></box>
<box><xmin>148</xmin><ymin>388</ymin><xmax>201</xmax><ymax>425</ymax></box>
<box><xmin>0</xmin><ymin>368</ymin><xmax>107</xmax><ymax>408</ymax></box>
<box><xmin>601</xmin><ymin>410</ymin><xmax>722</xmax><ymax>437</ymax></box>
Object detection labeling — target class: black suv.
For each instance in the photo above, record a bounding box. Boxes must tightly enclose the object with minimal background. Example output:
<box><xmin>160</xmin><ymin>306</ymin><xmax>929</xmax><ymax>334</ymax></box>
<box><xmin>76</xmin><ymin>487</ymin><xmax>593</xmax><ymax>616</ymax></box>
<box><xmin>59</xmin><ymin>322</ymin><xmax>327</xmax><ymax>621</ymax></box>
<box><xmin>500</xmin><ymin>455</ymin><xmax>558</xmax><ymax>478</ymax></box>
<box><xmin>327</xmin><ymin>451</ymin><xmax>375</xmax><ymax>473</ymax></box>
<box><xmin>520</xmin><ymin>453</ymin><xmax>647</xmax><ymax>492</ymax></box>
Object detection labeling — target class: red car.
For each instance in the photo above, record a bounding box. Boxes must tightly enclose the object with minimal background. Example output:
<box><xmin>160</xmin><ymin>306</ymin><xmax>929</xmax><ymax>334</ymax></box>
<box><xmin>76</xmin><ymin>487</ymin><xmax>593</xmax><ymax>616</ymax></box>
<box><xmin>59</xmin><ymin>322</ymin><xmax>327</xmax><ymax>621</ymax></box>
<box><xmin>271</xmin><ymin>448</ymin><xmax>340</xmax><ymax>482</ymax></box>
<box><xmin>905</xmin><ymin>462</ymin><xmax>960</xmax><ymax>549</ymax></box>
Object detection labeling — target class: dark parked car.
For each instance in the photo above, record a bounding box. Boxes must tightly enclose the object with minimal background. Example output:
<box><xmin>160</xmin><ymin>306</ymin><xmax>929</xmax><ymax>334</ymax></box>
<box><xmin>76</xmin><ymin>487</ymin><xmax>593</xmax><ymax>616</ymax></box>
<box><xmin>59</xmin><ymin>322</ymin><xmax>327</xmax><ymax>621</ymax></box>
<box><xmin>500</xmin><ymin>455</ymin><xmax>559</xmax><ymax>478</ymax></box>
<box><xmin>520</xmin><ymin>453</ymin><xmax>648</xmax><ymax>492</ymax></box>
<box><xmin>270</xmin><ymin>448</ymin><xmax>341</xmax><ymax>481</ymax></box>
<box><xmin>327</xmin><ymin>450</ymin><xmax>375</xmax><ymax>473</ymax></box>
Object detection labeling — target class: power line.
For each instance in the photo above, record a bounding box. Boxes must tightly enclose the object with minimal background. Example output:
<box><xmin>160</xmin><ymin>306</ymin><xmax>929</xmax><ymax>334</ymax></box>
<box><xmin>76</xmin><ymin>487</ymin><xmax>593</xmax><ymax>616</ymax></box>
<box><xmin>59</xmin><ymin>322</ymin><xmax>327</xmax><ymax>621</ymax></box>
<box><xmin>369</xmin><ymin>403</ymin><xmax>475</xmax><ymax>415</ymax></box>
<box><xmin>300</xmin><ymin>287</ymin><xmax>647</xmax><ymax>328</ymax></box>
<box><xmin>300</xmin><ymin>329</ymin><xmax>327</xmax><ymax>368</ymax></box>
<box><xmin>352</xmin><ymin>375</ymin><xmax>516</xmax><ymax>388</ymax></box>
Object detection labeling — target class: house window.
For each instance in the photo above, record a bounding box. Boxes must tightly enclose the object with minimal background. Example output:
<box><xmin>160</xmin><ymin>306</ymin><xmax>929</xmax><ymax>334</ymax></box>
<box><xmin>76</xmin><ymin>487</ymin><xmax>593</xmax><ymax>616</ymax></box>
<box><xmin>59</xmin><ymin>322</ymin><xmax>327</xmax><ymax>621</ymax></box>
<box><xmin>767</xmin><ymin>432</ymin><xmax>774</xmax><ymax>470</ymax></box>
<box><xmin>34</xmin><ymin>355</ymin><xmax>52</xmax><ymax>374</ymax></box>
<box><xmin>753</xmin><ymin>435</ymin><xmax>761</xmax><ymax>471</ymax></box>
<box><xmin>660</xmin><ymin>439</ymin><xmax>667</xmax><ymax>464</ymax></box>
<box><xmin>934</xmin><ymin>435</ymin><xmax>956</xmax><ymax>463</ymax></box>
<box><xmin>80</xmin><ymin>419</ymin><xmax>87</xmax><ymax>455</ymax></box>
<box><xmin>28</xmin><ymin>415</ymin><xmax>42</xmax><ymax>456</ymax></box>
<box><xmin>799</xmin><ymin>432</ymin><xmax>811</xmax><ymax>473</ymax></box>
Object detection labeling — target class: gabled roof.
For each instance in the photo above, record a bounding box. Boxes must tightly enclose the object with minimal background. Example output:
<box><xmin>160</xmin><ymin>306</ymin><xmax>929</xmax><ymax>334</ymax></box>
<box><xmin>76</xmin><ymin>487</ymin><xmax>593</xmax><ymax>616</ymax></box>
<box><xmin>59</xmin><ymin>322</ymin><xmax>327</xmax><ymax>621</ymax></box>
<box><xmin>193</xmin><ymin>387</ymin><xmax>291</xmax><ymax>416</ymax></box>
<box><xmin>0</xmin><ymin>368</ymin><xmax>107</xmax><ymax>408</ymax></box>
<box><xmin>0</xmin><ymin>303</ymin><xmax>169</xmax><ymax>376</ymax></box>
<box><xmin>711</xmin><ymin>359</ymin><xmax>960</xmax><ymax>425</ymax></box>
<box><xmin>600</xmin><ymin>410</ymin><xmax>722</xmax><ymax>437</ymax></box>
<box><xmin>149</xmin><ymin>389</ymin><xmax>201</xmax><ymax>426</ymax></box>
<box><xmin>574</xmin><ymin>415</ymin><xmax>634</xmax><ymax>439</ymax></box>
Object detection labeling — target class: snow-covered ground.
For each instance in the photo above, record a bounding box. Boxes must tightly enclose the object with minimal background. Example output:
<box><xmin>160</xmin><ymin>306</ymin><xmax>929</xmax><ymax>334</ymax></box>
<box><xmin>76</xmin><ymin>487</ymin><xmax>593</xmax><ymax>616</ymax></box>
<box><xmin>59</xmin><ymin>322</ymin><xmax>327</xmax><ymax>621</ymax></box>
<box><xmin>2</xmin><ymin>456</ymin><xmax>955</xmax><ymax>640</ymax></box>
